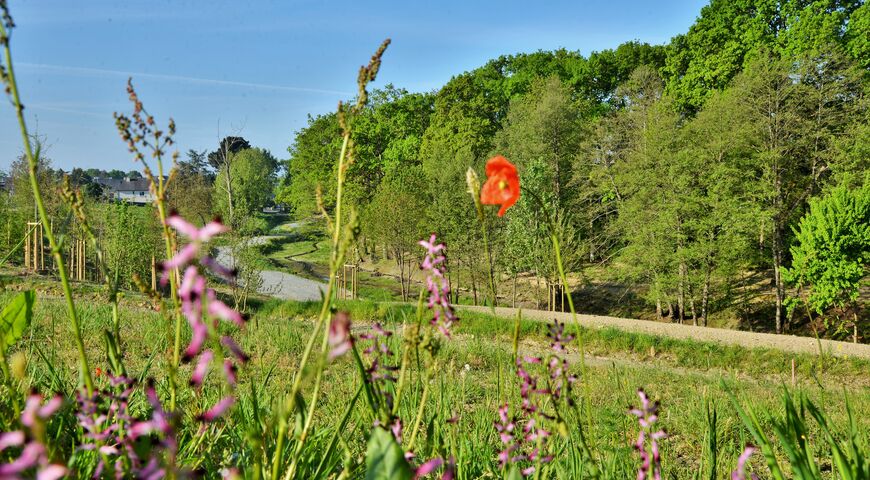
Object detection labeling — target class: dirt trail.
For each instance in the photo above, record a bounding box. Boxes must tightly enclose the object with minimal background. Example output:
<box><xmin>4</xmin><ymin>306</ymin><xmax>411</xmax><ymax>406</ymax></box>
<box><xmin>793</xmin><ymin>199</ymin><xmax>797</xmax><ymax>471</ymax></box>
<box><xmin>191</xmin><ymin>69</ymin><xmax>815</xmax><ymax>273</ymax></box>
<box><xmin>458</xmin><ymin>305</ymin><xmax>870</xmax><ymax>360</ymax></box>
<box><xmin>224</xmin><ymin>222</ymin><xmax>869</xmax><ymax>360</ymax></box>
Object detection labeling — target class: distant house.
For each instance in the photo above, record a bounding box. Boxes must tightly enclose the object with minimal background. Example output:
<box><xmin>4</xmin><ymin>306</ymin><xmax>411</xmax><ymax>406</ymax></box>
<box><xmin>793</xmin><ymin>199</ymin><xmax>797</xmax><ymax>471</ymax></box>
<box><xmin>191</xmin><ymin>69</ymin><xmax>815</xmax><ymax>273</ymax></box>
<box><xmin>93</xmin><ymin>177</ymin><xmax>154</xmax><ymax>205</ymax></box>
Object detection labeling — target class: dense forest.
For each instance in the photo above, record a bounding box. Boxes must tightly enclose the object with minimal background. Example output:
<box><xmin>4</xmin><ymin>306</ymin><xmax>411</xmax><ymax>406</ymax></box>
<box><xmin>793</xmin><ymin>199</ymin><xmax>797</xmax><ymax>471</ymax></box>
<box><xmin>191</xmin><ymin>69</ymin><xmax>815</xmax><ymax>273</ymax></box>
<box><xmin>278</xmin><ymin>0</ymin><xmax>869</xmax><ymax>336</ymax></box>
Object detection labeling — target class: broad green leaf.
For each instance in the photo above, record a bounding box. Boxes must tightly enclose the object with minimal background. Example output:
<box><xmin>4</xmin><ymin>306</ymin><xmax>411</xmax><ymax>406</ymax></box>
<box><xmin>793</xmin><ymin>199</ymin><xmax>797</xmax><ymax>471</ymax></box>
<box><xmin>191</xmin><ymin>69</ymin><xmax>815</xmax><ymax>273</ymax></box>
<box><xmin>506</xmin><ymin>465</ymin><xmax>524</xmax><ymax>480</ymax></box>
<box><xmin>0</xmin><ymin>291</ymin><xmax>35</xmax><ymax>352</ymax></box>
<box><xmin>365</xmin><ymin>427</ymin><xmax>412</xmax><ymax>480</ymax></box>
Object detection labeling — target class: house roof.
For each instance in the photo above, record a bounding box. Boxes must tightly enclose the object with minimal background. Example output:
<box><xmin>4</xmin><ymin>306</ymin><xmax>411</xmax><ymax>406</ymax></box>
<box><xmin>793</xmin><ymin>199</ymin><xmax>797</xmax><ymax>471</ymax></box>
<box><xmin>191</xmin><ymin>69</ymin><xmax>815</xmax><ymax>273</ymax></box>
<box><xmin>93</xmin><ymin>177</ymin><xmax>151</xmax><ymax>192</ymax></box>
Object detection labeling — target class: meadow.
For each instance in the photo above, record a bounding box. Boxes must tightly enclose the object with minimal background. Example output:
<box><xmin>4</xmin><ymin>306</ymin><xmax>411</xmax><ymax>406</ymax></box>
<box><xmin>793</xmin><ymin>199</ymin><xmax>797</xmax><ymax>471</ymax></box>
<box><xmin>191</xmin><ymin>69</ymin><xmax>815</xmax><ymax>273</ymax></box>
<box><xmin>1</xmin><ymin>283</ymin><xmax>869</xmax><ymax>479</ymax></box>
<box><xmin>1</xmin><ymin>1</ymin><xmax>869</xmax><ymax>478</ymax></box>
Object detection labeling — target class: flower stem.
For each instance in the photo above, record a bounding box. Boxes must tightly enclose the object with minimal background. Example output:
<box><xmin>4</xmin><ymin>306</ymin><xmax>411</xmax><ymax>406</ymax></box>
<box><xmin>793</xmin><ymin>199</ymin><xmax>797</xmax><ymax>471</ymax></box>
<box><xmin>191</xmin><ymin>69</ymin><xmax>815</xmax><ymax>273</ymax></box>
<box><xmin>276</xmin><ymin>133</ymin><xmax>348</xmax><ymax>480</ymax></box>
<box><xmin>550</xmin><ymin>230</ymin><xmax>593</xmax><ymax>433</ymax></box>
<box><xmin>525</xmin><ymin>189</ymin><xmax>593</xmax><ymax>431</ymax></box>
<box><xmin>1</xmin><ymin>24</ymin><xmax>93</xmax><ymax>395</ymax></box>
<box><xmin>393</xmin><ymin>290</ymin><xmax>425</xmax><ymax>417</ymax></box>
<box><xmin>154</xmin><ymin>167</ymin><xmax>183</xmax><ymax>412</ymax></box>
<box><xmin>407</xmin><ymin>368</ymin><xmax>432</xmax><ymax>452</ymax></box>
<box><xmin>480</xmin><ymin>212</ymin><xmax>498</xmax><ymax>308</ymax></box>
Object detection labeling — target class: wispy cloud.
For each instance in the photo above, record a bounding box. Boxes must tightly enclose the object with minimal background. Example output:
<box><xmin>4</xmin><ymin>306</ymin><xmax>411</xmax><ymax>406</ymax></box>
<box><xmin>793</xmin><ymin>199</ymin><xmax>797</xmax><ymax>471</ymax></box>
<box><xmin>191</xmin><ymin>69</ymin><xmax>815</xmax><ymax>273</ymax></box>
<box><xmin>17</xmin><ymin>63</ymin><xmax>352</xmax><ymax>96</ymax></box>
<box><xmin>27</xmin><ymin>104</ymin><xmax>110</xmax><ymax>119</ymax></box>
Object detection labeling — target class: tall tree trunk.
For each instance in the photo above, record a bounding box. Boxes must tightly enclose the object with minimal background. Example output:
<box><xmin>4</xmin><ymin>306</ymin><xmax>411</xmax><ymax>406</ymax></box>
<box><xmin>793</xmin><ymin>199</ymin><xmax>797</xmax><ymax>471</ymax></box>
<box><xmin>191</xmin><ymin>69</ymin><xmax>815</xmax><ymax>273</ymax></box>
<box><xmin>656</xmin><ymin>297</ymin><xmax>663</xmax><ymax>319</ymax></box>
<box><xmin>512</xmin><ymin>272</ymin><xmax>517</xmax><ymax>308</ymax></box>
<box><xmin>589</xmin><ymin>218</ymin><xmax>595</xmax><ymax>262</ymax></box>
<box><xmin>396</xmin><ymin>249</ymin><xmax>407</xmax><ymax>302</ymax></box>
<box><xmin>677</xmin><ymin>263</ymin><xmax>686</xmax><ymax>325</ymax></box>
<box><xmin>690</xmin><ymin>297</ymin><xmax>697</xmax><ymax>326</ymax></box>
<box><xmin>701</xmin><ymin>269</ymin><xmax>711</xmax><ymax>327</ymax></box>
<box><xmin>677</xmin><ymin>217</ymin><xmax>686</xmax><ymax>324</ymax></box>
<box><xmin>469</xmin><ymin>259</ymin><xmax>479</xmax><ymax>306</ymax></box>
<box><xmin>772</xmin><ymin>225</ymin><xmax>785</xmax><ymax>334</ymax></box>
<box><xmin>535</xmin><ymin>268</ymin><xmax>541</xmax><ymax>310</ymax></box>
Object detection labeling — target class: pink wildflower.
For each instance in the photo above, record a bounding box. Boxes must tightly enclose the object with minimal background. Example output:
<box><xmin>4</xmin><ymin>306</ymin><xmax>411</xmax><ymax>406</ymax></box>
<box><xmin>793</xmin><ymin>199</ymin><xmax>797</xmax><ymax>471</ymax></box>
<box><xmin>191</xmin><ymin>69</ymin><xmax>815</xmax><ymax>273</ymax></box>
<box><xmin>732</xmin><ymin>446</ymin><xmax>759</xmax><ymax>480</ymax></box>
<box><xmin>630</xmin><ymin>389</ymin><xmax>667</xmax><ymax>480</ymax></box>
<box><xmin>328</xmin><ymin>311</ymin><xmax>353</xmax><ymax>360</ymax></box>
<box><xmin>419</xmin><ymin>234</ymin><xmax>457</xmax><ymax>337</ymax></box>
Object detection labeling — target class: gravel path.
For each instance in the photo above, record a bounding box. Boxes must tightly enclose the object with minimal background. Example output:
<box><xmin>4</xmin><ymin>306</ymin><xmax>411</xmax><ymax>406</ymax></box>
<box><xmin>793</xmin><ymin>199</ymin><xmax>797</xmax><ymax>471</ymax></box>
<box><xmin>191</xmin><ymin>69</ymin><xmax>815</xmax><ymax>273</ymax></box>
<box><xmin>459</xmin><ymin>305</ymin><xmax>870</xmax><ymax>359</ymax></box>
<box><xmin>215</xmin><ymin>236</ymin><xmax>327</xmax><ymax>302</ymax></box>
<box><xmin>217</xmin><ymin>227</ymin><xmax>868</xmax><ymax>360</ymax></box>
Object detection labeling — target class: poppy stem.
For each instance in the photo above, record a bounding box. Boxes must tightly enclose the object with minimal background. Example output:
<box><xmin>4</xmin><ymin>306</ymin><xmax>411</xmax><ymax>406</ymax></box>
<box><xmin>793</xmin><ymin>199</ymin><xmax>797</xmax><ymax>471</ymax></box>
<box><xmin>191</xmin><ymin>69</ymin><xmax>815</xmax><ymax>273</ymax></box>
<box><xmin>480</xmin><ymin>212</ymin><xmax>499</xmax><ymax>309</ymax></box>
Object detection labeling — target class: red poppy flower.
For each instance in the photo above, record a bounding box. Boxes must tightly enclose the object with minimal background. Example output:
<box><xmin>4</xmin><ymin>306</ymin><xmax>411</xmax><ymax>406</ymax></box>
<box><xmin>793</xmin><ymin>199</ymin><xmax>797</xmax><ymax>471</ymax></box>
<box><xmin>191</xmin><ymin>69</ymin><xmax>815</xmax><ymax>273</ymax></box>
<box><xmin>95</xmin><ymin>367</ymin><xmax>103</xmax><ymax>377</ymax></box>
<box><xmin>480</xmin><ymin>155</ymin><xmax>520</xmax><ymax>216</ymax></box>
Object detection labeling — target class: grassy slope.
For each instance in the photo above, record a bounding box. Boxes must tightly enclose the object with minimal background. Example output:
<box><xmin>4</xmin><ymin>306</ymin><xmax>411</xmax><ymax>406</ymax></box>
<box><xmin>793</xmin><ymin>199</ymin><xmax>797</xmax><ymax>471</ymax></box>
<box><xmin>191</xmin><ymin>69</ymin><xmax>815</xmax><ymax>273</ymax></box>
<box><xmin>3</xmin><ymin>278</ymin><xmax>868</xmax><ymax>478</ymax></box>
<box><xmin>260</xmin><ymin>220</ymin><xmax>869</xmax><ymax>342</ymax></box>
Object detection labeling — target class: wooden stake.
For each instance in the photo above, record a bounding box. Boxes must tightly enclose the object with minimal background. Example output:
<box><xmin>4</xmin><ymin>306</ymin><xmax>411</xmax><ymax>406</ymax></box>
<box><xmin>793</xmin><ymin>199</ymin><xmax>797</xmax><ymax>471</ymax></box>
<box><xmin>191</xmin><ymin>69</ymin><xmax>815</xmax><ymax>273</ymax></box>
<box><xmin>24</xmin><ymin>226</ymin><xmax>30</xmax><ymax>270</ymax></box>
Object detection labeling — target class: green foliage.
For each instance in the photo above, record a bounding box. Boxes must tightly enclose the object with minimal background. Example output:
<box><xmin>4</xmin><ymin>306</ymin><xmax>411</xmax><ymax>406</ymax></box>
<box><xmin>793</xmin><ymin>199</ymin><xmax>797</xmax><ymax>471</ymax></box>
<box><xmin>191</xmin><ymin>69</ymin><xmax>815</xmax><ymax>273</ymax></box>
<box><xmin>347</xmin><ymin>86</ymin><xmax>434</xmax><ymax>205</ymax></box>
<box><xmin>214</xmin><ymin>147</ymin><xmax>278</xmax><ymax>226</ymax></box>
<box><xmin>845</xmin><ymin>2</ymin><xmax>870</xmax><ymax>70</ymax></box>
<box><xmin>0</xmin><ymin>290</ymin><xmax>33</xmax><ymax>352</ymax></box>
<box><xmin>365</xmin><ymin>428</ymin><xmax>413</xmax><ymax>480</ymax></box>
<box><xmin>663</xmin><ymin>0</ymin><xmax>864</xmax><ymax>112</ymax></box>
<box><xmin>730</xmin><ymin>389</ymin><xmax>870</xmax><ymax>480</ymax></box>
<box><xmin>5</xmin><ymin>290</ymin><xmax>870</xmax><ymax>478</ymax></box>
<box><xmin>494</xmin><ymin>75</ymin><xmax>587</xmax><ymax>207</ymax></box>
<box><xmin>784</xmin><ymin>184</ymin><xmax>870</xmax><ymax>315</ymax></box>
<box><xmin>264</xmin><ymin>0</ymin><xmax>870</xmax><ymax>325</ymax></box>
<box><xmin>364</xmin><ymin>166</ymin><xmax>429</xmax><ymax>252</ymax></box>
<box><xmin>208</xmin><ymin>136</ymin><xmax>251</xmax><ymax>171</ymax></box>
<box><xmin>167</xmin><ymin>150</ymin><xmax>214</xmax><ymax>225</ymax></box>
<box><xmin>612</xmin><ymin>92</ymin><xmax>687</xmax><ymax>313</ymax></box>
<box><xmin>91</xmin><ymin>202</ymin><xmax>162</xmax><ymax>289</ymax></box>
<box><xmin>278</xmin><ymin>113</ymin><xmax>342</xmax><ymax>215</ymax></box>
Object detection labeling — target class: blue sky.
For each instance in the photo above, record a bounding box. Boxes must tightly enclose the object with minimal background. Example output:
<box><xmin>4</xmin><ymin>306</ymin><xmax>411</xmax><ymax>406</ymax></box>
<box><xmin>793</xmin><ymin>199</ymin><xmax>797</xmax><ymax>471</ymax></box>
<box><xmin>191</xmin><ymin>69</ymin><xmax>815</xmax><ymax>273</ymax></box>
<box><xmin>0</xmin><ymin>0</ymin><xmax>708</xmax><ymax>172</ymax></box>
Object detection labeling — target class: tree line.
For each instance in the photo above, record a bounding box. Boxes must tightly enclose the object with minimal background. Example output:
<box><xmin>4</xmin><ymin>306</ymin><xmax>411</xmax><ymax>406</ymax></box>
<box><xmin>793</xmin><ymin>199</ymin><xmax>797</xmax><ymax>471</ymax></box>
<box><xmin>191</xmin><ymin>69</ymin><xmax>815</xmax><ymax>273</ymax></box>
<box><xmin>279</xmin><ymin>0</ymin><xmax>869</xmax><ymax>336</ymax></box>
<box><xmin>0</xmin><ymin>136</ymin><xmax>282</xmax><ymax>287</ymax></box>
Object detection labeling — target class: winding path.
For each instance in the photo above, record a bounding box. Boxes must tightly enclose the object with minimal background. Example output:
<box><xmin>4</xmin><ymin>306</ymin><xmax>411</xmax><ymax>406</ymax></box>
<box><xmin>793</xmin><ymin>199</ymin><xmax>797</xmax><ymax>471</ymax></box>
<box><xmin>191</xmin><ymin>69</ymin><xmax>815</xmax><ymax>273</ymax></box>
<box><xmin>215</xmin><ymin>236</ymin><xmax>328</xmax><ymax>302</ymax></box>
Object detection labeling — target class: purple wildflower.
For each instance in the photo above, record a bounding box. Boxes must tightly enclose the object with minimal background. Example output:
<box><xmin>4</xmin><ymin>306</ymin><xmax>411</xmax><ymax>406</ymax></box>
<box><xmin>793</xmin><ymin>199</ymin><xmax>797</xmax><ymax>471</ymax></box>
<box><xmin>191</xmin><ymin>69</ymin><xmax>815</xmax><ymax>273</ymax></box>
<box><xmin>221</xmin><ymin>336</ymin><xmax>250</xmax><ymax>363</ymax></box>
<box><xmin>412</xmin><ymin>455</ymin><xmax>455</xmax><ymax>479</ymax></box>
<box><xmin>163</xmin><ymin>213</ymin><xmax>248</xmax><ymax>424</ymax></box>
<box><xmin>419</xmin><ymin>234</ymin><xmax>457</xmax><ymax>337</ymax></box>
<box><xmin>161</xmin><ymin>214</ymin><xmax>228</xmax><ymax>280</ymax></box>
<box><xmin>74</xmin><ymin>375</ymin><xmax>189</xmax><ymax>478</ymax></box>
<box><xmin>732</xmin><ymin>446</ymin><xmax>759</xmax><ymax>480</ymax></box>
<box><xmin>0</xmin><ymin>393</ymin><xmax>67</xmax><ymax>480</ymax></box>
<box><xmin>630</xmin><ymin>389</ymin><xmax>667</xmax><ymax>480</ymax></box>
<box><xmin>546</xmin><ymin>356</ymin><xmax>577</xmax><ymax>402</ymax></box>
<box><xmin>495</xmin><ymin>404</ymin><xmax>521</xmax><ymax>469</ymax></box>
<box><xmin>360</xmin><ymin>323</ymin><xmax>402</xmax><ymax>432</ymax></box>
<box><xmin>129</xmin><ymin>382</ymin><xmax>174</xmax><ymax>446</ymax></box>
<box><xmin>495</xmin><ymin>334</ymin><xmax>583</xmax><ymax>477</ymax></box>
<box><xmin>328</xmin><ymin>311</ymin><xmax>353</xmax><ymax>361</ymax></box>
<box><xmin>76</xmin><ymin>376</ymin><xmax>141</xmax><ymax>477</ymax></box>
<box><xmin>190</xmin><ymin>350</ymin><xmax>213</xmax><ymax>387</ymax></box>
<box><xmin>223</xmin><ymin>359</ymin><xmax>238</xmax><ymax>386</ymax></box>
<box><xmin>197</xmin><ymin>397</ymin><xmax>235</xmax><ymax>423</ymax></box>
<box><xmin>547</xmin><ymin>320</ymin><xmax>574</xmax><ymax>353</ymax></box>
<box><xmin>494</xmin><ymin>359</ymin><xmax>556</xmax><ymax>477</ymax></box>
<box><xmin>126</xmin><ymin>380</ymin><xmax>182</xmax><ymax>479</ymax></box>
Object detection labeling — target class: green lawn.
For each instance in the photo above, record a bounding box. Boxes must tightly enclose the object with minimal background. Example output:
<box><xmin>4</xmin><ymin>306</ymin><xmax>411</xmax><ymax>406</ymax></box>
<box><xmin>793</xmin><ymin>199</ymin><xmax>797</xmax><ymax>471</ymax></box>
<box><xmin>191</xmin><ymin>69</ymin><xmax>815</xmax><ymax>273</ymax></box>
<box><xmin>2</xmin><ymin>282</ymin><xmax>868</xmax><ymax>478</ymax></box>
